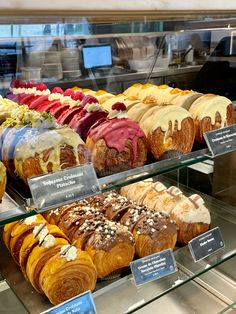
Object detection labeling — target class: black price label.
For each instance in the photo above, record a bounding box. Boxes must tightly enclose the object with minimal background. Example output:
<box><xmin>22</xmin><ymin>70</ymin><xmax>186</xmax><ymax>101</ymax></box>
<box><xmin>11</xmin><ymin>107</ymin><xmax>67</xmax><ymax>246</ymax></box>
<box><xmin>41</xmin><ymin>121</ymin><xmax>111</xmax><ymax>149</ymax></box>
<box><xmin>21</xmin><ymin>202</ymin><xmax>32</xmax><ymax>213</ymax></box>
<box><xmin>188</xmin><ymin>227</ymin><xmax>225</xmax><ymax>262</ymax></box>
<box><xmin>130</xmin><ymin>249</ymin><xmax>177</xmax><ymax>286</ymax></box>
<box><xmin>41</xmin><ymin>291</ymin><xmax>96</xmax><ymax>314</ymax></box>
<box><xmin>204</xmin><ymin>124</ymin><xmax>236</xmax><ymax>157</ymax></box>
<box><xmin>28</xmin><ymin>163</ymin><xmax>100</xmax><ymax>211</ymax></box>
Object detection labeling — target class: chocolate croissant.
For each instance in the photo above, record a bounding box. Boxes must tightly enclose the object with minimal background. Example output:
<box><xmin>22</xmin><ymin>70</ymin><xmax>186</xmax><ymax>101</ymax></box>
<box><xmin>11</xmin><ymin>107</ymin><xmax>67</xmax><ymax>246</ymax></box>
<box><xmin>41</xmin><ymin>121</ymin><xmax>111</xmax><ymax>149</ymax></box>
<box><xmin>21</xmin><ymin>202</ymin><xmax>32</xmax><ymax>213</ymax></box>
<box><xmin>39</xmin><ymin>245</ymin><xmax>97</xmax><ymax>305</ymax></box>
<box><xmin>139</xmin><ymin>105</ymin><xmax>195</xmax><ymax>159</ymax></box>
<box><xmin>80</xmin><ymin>220</ymin><xmax>135</xmax><ymax>278</ymax></box>
<box><xmin>14</xmin><ymin>127</ymin><xmax>91</xmax><ymax>183</ymax></box>
<box><xmin>133</xmin><ymin>211</ymin><xmax>178</xmax><ymax>257</ymax></box>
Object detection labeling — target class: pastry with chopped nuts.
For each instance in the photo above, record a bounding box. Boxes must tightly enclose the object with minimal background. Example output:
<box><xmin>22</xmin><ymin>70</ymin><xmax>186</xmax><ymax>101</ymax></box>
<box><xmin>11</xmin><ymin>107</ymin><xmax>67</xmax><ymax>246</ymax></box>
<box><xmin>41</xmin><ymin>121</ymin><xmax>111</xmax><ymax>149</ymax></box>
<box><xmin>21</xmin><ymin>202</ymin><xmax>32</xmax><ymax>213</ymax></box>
<box><xmin>43</xmin><ymin>199</ymin><xmax>90</xmax><ymax>225</ymax></box>
<box><xmin>120</xmin><ymin>204</ymin><xmax>149</xmax><ymax>232</ymax></box>
<box><xmin>102</xmin><ymin>191</ymin><xmax>133</xmax><ymax>221</ymax></box>
<box><xmin>133</xmin><ymin>211</ymin><xmax>178</xmax><ymax>257</ymax></box>
<box><xmin>57</xmin><ymin>205</ymin><xmax>104</xmax><ymax>241</ymax></box>
<box><xmin>74</xmin><ymin>218</ymin><xmax>135</xmax><ymax>278</ymax></box>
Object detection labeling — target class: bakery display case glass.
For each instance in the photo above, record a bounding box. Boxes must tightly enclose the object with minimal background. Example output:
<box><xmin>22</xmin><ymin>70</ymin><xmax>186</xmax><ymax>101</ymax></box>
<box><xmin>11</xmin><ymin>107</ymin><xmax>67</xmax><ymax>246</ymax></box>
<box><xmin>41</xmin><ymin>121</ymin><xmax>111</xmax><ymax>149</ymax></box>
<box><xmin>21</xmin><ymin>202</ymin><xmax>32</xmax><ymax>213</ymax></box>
<box><xmin>0</xmin><ymin>5</ymin><xmax>236</xmax><ymax>314</ymax></box>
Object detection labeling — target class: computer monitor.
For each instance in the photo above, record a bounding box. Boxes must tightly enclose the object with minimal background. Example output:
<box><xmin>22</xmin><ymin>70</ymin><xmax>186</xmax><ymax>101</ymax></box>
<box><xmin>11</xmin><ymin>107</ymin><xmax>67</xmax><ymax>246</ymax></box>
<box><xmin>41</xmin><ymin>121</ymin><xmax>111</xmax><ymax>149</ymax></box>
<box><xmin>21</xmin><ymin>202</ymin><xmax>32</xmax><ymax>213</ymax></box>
<box><xmin>82</xmin><ymin>44</ymin><xmax>112</xmax><ymax>69</ymax></box>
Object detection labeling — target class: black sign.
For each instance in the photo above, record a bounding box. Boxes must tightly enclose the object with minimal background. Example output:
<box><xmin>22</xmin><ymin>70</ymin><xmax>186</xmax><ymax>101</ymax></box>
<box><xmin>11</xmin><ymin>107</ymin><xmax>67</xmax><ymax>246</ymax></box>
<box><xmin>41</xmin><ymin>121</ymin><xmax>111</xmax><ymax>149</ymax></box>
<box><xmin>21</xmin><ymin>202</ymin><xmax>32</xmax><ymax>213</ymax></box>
<box><xmin>188</xmin><ymin>227</ymin><xmax>225</xmax><ymax>262</ymax></box>
<box><xmin>28</xmin><ymin>163</ymin><xmax>100</xmax><ymax>211</ymax></box>
<box><xmin>204</xmin><ymin>124</ymin><xmax>236</xmax><ymax>157</ymax></box>
<box><xmin>130</xmin><ymin>249</ymin><xmax>177</xmax><ymax>286</ymax></box>
<box><xmin>41</xmin><ymin>291</ymin><xmax>96</xmax><ymax>314</ymax></box>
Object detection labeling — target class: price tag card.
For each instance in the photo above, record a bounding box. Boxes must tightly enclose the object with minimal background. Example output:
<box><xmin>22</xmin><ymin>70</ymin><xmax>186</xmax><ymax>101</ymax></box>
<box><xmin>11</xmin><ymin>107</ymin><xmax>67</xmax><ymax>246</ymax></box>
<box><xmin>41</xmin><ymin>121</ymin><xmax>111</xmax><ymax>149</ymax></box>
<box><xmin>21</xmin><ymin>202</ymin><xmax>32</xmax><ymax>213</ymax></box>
<box><xmin>28</xmin><ymin>163</ymin><xmax>100</xmax><ymax>211</ymax></box>
<box><xmin>188</xmin><ymin>227</ymin><xmax>225</xmax><ymax>262</ymax></box>
<box><xmin>130</xmin><ymin>249</ymin><xmax>177</xmax><ymax>286</ymax></box>
<box><xmin>41</xmin><ymin>291</ymin><xmax>96</xmax><ymax>314</ymax></box>
<box><xmin>204</xmin><ymin>124</ymin><xmax>236</xmax><ymax>157</ymax></box>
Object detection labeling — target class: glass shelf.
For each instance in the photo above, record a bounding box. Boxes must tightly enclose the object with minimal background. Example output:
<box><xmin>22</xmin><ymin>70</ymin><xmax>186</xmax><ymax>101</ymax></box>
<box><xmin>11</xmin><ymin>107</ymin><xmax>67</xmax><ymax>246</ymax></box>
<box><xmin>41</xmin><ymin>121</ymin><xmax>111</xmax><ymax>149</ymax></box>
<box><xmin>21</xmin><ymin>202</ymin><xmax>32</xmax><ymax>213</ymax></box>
<box><xmin>219</xmin><ymin>301</ymin><xmax>236</xmax><ymax>314</ymax></box>
<box><xmin>0</xmin><ymin>148</ymin><xmax>210</xmax><ymax>226</ymax></box>
<box><xmin>0</xmin><ymin>187</ymin><xmax>235</xmax><ymax>314</ymax></box>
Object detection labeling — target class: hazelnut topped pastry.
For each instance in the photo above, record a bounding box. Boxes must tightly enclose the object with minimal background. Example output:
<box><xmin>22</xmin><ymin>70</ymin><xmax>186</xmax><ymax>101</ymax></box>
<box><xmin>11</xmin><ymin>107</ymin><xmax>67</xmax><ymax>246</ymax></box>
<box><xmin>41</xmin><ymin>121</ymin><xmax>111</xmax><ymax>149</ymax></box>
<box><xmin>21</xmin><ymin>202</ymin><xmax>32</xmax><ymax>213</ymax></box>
<box><xmin>86</xmin><ymin>102</ymin><xmax>147</xmax><ymax>176</ymax></box>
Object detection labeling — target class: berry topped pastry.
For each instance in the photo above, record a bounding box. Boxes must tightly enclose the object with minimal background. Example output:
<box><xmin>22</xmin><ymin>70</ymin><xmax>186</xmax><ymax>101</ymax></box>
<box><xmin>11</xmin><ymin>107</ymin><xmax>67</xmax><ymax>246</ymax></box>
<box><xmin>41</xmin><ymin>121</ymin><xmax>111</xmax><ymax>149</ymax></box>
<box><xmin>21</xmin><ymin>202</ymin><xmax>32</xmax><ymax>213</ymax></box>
<box><xmin>86</xmin><ymin>102</ymin><xmax>147</xmax><ymax>176</ymax></box>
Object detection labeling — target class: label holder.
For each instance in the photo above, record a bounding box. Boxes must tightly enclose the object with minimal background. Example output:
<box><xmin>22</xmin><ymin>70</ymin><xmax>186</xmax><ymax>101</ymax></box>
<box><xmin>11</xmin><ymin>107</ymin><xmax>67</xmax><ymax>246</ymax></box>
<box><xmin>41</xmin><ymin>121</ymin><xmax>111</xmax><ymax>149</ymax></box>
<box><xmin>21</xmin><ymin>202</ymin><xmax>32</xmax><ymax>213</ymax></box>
<box><xmin>203</xmin><ymin>124</ymin><xmax>236</xmax><ymax>157</ymax></box>
<box><xmin>188</xmin><ymin>227</ymin><xmax>225</xmax><ymax>262</ymax></box>
<box><xmin>130</xmin><ymin>248</ymin><xmax>178</xmax><ymax>287</ymax></box>
<box><xmin>40</xmin><ymin>290</ymin><xmax>96</xmax><ymax>314</ymax></box>
<box><xmin>28</xmin><ymin>163</ymin><xmax>100</xmax><ymax>212</ymax></box>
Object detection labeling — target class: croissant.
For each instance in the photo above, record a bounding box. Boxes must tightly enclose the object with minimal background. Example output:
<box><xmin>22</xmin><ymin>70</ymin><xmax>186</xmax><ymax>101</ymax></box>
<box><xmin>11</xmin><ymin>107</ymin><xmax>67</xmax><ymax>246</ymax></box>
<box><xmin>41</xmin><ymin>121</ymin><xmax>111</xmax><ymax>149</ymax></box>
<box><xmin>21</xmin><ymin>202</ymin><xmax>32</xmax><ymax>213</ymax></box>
<box><xmin>7</xmin><ymin>215</ymin><xmax>46</xmax><ymax>264</ymax></box>
<box><xmin>140</xmin><ymin>182</ymin><xmax>167</xmax><ymax>209</ymax></box>
<box><xmin>120</xmin><ymin>180</ymin><xmax>153</xmax><ymax>205</ymax></box>
<box><xmin>102</xmin><ymin>94</ymin><xmax>138</xmax><ymax>112</ymax></box>
<box><xmin>123</xmin><ymin>83</ymin><xmax>143</xmax><ymax>99</ymax></box>
<box><xmin>57</xmin><ymin>205</ymin><xmax>104</xmax><ymax>241</ymax></box>
<box><xmin>120</xmin><ymin>205</ymin><xmax>149</xmax><ymax>232</ymax></box>
<box><xmin>75</xmin><ymin>219</ymin><xmax>135</xmax><ymax>278</ymax></box>
<box><xmin>19</xmin><ymin>223</ymin><xmax>68</xmax><ymax>278</ymax></box>
<box><xmin>86</xmin><ymin>104</ymin><xmax>147</xmax><ymax>176</ymax></box>
<box><xmin>3</xmin><ymin>221</ymin><xmax>18</xmax><ymax>250</ymax></box>
<box><xmin>139</xmin><ymin>105</ymin><xmax>195</xmax><ymax>159</ymax></box>
<box><xmin>171</xmin><ymin>90</ymin><xmax>202</xmax><ymax>110</ymax></box>
<box><xmin>189</xmin><ymin>94</ymin><xmax>236</xmax><ymax>144</ymax></box>
<box><xmin>14</xmin><ymin>127</ymin><xmax>91</xmax><ymax>183</ymax></box>
<box><xmin>133</xmin><ymin>211</ymin><xmax>178</xmax><ymax>257</ymax></box>
<box><xmin>26</xmin><ymin>238</ymin><xmax>69</xmax><ymax>293</ymax></box>
<box><xmin>39</xmin><ymin>245</ymin><xmax>97</xmax><ymax>305</ymax></box>
<box><xmin>0</xmin><ymin>161</ymin><xmax>6</xmax><ymax>201</ymax></box>
<box><xmin>153</xmin><ymin>185</ymin><xmax>186</xmax><ymax>214</ymax></box>
<box><xmin>170</xmin><ymin>194</ymin><xmax>211</xmax><ymax>245</ymax></box>
<box><xmin>127</xmin><ymin>102</ymin><xmax>159</xmax><ymax>123</ymax></box>
<box><xmin>102</xmin><ymin>191</ymin><xmax>133</xmax><ymax>221</ymax></box>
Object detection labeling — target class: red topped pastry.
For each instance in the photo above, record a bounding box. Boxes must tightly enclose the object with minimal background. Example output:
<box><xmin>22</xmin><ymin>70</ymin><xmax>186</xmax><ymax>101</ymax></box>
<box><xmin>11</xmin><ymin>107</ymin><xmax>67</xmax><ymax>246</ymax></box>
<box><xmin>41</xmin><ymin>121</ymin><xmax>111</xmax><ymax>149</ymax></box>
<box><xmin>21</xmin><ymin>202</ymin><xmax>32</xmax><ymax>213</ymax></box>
<box><xmin>86</xmin><ymin>102</ymin><xmax>147</xmax><ymax>176</ymax></box>
<box><xmin>69</xmin><ymin>99</ymin><xmax>108</xmax><ymax>141</ymax></box>
<box><xmin>57</xmin><ymin>94</ymin><xmax>96</xmax><ymax>125</ymax></box>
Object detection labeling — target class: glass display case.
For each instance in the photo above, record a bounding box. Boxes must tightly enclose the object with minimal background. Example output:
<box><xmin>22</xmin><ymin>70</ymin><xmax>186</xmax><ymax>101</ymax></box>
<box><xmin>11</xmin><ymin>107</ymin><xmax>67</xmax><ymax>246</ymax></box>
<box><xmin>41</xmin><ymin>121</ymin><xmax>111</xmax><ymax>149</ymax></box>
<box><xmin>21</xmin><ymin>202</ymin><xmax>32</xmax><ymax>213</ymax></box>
<box><xmin>0</xmin><ymin>3</ymin><xmax>236</xmax><ymax>313</ymax></box>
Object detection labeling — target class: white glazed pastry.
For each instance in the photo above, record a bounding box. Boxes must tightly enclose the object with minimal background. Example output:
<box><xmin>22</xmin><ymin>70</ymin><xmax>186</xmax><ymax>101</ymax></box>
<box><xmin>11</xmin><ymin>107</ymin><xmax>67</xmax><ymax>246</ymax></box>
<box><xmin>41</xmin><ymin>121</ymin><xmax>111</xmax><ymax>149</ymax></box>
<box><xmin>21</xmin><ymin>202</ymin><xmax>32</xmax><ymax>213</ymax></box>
<box><xmin>170</xmin><ymin>193</ymin><xmax>211</xmax><ymax>244</ymax></box>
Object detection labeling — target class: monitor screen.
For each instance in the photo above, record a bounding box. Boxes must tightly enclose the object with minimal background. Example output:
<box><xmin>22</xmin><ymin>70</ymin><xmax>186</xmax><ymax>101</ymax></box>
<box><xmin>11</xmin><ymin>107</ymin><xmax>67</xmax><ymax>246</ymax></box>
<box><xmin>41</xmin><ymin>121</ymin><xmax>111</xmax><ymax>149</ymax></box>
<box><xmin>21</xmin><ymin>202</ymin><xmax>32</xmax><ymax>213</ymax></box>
<box><xmin>82</xmin><ymin>45</ymin><xmax>112</xmax><ymax>69</ymax></box>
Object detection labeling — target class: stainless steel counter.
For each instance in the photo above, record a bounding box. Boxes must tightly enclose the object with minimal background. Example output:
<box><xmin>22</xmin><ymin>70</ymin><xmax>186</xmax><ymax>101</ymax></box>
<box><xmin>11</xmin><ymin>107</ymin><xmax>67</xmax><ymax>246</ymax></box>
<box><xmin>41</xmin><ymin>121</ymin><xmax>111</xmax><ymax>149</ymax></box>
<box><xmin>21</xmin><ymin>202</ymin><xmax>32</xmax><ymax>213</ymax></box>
<box><xmin>46</xmin><ymin>65</ymin><xmax>202</xmax><ymax>92</ymax></box>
